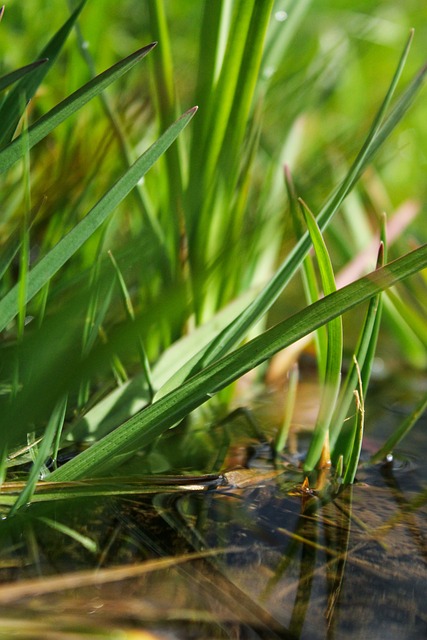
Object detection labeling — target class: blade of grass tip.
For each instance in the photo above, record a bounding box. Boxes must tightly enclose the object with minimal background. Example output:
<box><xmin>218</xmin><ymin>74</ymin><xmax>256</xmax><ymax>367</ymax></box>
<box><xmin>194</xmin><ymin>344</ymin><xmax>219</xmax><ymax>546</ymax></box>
<box><xmin>298</xmin><ymin>199</ymin><xmax>342</xmax><ymax>472</ymax></box>
<box><xmin>286</xmin><ymin>167</ymin><xmax>327</xmax><ymax>380</ymax></box>
<box><xmin>194</xmin><ymin>0</ymin><xmax>256</xmax><ymax>184</ymax></box>
<box><xmin>331</xmin><ymin>235</ymin><xmax>387</xmax><ymax>453</ymax></box>
<box><xmin>9</xmin><ymin>395</ymin><xmax>67</xmax><ymax>516</ymax></box>
<box><xmin>0</xmin><ymin>0</ymin><xmax>87</xmax><ymax>148</ymax></box>
<box><xmin>0</xmin><ymin>106</ymin><xmax>198</xmax><ymax>333</ymax></box>
<box><xmin>0</xmin><ymin>43</ymin><xmax>157</xmax><ymax>175</ymax></box>
<box><xmin>370</xmin><ymin>391</ymin><xmax>427</xmax><ymax>465</ymax></box>
<box><xmin>49</xmin><ymin>245</ymin><xmax>427</xmax><ymax>481</ymax></box>
<box><xmin>342</xmin><ymin>359</ymin><xmax>365</xmax><ymax>484</ymax></box>
<box><xmin>183</xmin><ymin>31</ymin><xmax>420</xmax><ymax>379</ymax></box>
<box><xmin>0</xmin><ymin>59</ymin><xmax>49</xmax><ymax>93</ymax></box>
<box><xmin>108</xmin><ymin>250</ymin><xmax>154</xmax><ymax>402</ymax></box>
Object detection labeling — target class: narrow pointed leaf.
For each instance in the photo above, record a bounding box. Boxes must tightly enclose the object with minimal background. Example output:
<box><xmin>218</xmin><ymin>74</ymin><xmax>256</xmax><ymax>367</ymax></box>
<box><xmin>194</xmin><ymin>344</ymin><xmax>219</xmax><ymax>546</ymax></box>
<box><xmin>50</xmin><ymin>244</ymin><xmax>427</xmax><ymax>481</ymax></box>
<box><xmin>0</xmin><ymin>43</ymin><xmax>156</xmax><ymax>175</ymax></box>
<box><xmin>0</xmin><ymin>1</ymin><xmax>86</xmax><ymax>147</ymax></box>
<box><xmin>0</xmin><ymin>107</ymin><xmax>198</xmax><ymax>332</ymax></box>
<box><xmin>0</xmin><ymin>59</ymin><xmax>48</xmax><ymax>93</ymax></box>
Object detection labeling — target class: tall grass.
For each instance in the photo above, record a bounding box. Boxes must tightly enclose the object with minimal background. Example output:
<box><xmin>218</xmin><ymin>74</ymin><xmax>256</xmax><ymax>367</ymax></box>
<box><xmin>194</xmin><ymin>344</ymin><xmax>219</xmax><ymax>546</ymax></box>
<box><xmin>0</xmin><ymin>2</ymin><xmax>426</xmax><ymax>512</ymax></box>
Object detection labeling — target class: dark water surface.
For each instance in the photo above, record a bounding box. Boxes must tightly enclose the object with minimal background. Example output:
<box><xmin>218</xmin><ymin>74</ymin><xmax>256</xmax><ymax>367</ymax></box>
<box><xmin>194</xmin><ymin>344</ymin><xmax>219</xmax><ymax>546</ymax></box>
<box><xmin>0</xmin><ymin>371</ymin><xmax>425</xmax><ymax>640</ymax></box>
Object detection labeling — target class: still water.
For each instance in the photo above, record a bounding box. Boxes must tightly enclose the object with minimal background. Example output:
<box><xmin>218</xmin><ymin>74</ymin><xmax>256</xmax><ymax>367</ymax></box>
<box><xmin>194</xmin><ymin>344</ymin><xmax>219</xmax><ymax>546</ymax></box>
<box><xmin>0</xmin><ymin>371</ymin><xmax>425</xmax><ymax>639</ymax></box>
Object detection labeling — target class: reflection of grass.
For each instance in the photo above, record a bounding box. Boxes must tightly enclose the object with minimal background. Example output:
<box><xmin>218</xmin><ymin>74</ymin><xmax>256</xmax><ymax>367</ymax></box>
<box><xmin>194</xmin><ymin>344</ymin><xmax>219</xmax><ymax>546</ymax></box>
<box><xmin>0</xmin><ymin>2</ymin><xmax>426</xmax><ymax>515</ymax></box>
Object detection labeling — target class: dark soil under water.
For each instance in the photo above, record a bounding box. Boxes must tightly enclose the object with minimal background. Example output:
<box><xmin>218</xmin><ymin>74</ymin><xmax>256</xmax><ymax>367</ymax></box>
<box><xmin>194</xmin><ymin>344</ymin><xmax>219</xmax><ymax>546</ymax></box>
<box><xmin>0</xmin><ymin>371</ymin><xmax>425</xmax><ymax>640</ymax></box>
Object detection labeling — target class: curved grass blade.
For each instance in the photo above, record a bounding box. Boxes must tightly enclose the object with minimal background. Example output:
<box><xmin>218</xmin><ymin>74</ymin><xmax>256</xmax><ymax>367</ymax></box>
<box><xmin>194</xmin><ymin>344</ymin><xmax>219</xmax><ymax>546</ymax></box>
<box><xmin>179</xmin><ymin>31</ymin><xmax>425</xmax><ymax>379</ymax></box>
<box><xmin>50</xmin><ymin>244</ymin><xmax>427</xmax><ymax>481</ymax></box>
<box><xmin>298</xmin><ymin>199</ymin><xmax>342</xmax><ymax>471</ymax></box>
<box><xmin>0</xmin><ymin>106</ymin><xmax>198</xmax><ymax>333</ymax></box>
<box><xmin>0</xmin><ymin>59</ymin><xmax>48</xmax><ymax>94</ymax></box>
<box><xmin>0</xmin><ymin>43</ymin><xmax>156</xmax><ymax>175</ymax></box>
<box><xmin>0</xmin><ymin>1</ymin><xmax>87</xmax><ymax>148</ymax></box>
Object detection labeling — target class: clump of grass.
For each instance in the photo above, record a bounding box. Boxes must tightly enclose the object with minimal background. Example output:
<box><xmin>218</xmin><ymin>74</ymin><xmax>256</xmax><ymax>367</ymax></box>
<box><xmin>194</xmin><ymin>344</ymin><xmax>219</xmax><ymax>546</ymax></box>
<box><xmin>0</xmin><ymin>2</ymin><xmax>426</xmax><ymax>515</ymax></box>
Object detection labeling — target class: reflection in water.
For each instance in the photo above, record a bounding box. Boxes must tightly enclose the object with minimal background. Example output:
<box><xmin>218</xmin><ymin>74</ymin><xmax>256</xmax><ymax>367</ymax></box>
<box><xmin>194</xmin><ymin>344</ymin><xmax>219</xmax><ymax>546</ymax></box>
<box><xmin>0</xmin><ymin>375</ymin><xmax>426</xmax><ymax>639</ymax></box>
<box><xmin>0</xmin><ymin>459</ymin><xmax>425</xmax><ymax>639</ymax></box>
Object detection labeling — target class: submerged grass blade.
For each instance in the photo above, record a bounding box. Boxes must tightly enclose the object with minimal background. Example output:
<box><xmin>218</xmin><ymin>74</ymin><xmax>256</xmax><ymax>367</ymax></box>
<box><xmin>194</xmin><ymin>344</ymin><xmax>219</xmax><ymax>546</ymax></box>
<box><xmin>50</xmin><ymin>244</ymin><xmax>427</xmax><ymax>481</ymax></box>
<box><xmin>0</xmin><ymin>107</ymin><xmax>198</xmax><ymax>332</ymax></box>
<box><xmin>0</xmin><ymin>43</ymin><xmax>156</xmax><ymax>175</ymax></box>
<box><xmin>370</xmin><ymin>391</ymin><xmax>427</xmax><ymax>464</ymax></box>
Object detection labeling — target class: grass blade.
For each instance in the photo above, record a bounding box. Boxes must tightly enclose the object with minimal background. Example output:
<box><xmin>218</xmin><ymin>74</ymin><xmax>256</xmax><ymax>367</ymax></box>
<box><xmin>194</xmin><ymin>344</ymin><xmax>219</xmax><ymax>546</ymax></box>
<box><xmin>0</xmin><ymin>1</ymin><xmax>86</xmax><ymax>147</ymax></box>
<box><xmin>0</xmin><ymin>107</ymin><xmax>198</xmax><ymax>332</ymax></box>
<box><xmin>299</xmin><ymin>199</ymin><xmax>342</xmax><ymax>472</ymax></box>
<box><xmin>0</xmin><ymin>43</ymin><xmax>156</xmax><ymax>175</ymax></box>
<box><xmin>331</xmin><ymin>241</ymin><xmax>386</xmax><ymax>457</ymax></box>
<box><xmin>9</xmin><ymin>395</ymin><xmax>67</xmax><ymax>515</ymax></box>
<box><xmin>50</xmin><ymin>244</ymin><xmax>427</xmax><ymax>481</ymax></box>
<box><xmin>370</xmin><ymin>391</ymin><xmax>427</xmax><ymax>464</ymax></box>
<box><xmin>180</xmin><ymin>32</ymin><xmax>424</xmax><ymax>377</ymax></box>
<box><xmin>0</xmin><ymin>59</ymin><xmax>48</xmax><ymax>93</ymax></box>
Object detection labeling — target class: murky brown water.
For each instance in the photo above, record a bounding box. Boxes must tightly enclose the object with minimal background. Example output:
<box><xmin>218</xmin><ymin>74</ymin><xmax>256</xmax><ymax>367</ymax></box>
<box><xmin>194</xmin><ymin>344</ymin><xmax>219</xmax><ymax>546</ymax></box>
<box><xmin>0</xmin><ymin>371</ymin><xmax>425</xmax><ymax>639</ymax></box>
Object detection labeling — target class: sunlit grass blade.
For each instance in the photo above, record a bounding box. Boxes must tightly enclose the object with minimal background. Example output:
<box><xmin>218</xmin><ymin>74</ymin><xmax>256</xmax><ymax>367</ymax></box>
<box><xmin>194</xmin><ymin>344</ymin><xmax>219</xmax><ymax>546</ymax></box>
<box><xmin>298</xmin><ymin>199</ymin><xmax>342</xmax><ymax>472</ymax></box>
<box><xmin>331</xmin><ymin>237</ymin><xmax>387</xmax><ymax>456</ymax></box>
<box><xmin>180</xmin><ymin>32</ymin><xmax>424</xmax><ymax>377</ymax></box>
<box><xmin>286</xmin><ymin>166</ymin><xmax>327</xmax><ymax>377</ymax></box>
<box><xmin>0</xmin><ymin>43</ymin><xmax>157</xmax><ymax>175</ymax></box>
<box><xmin>370</xmin><ymin>391</ymin><xmax>427</xmax><ymax>464</ymax></box>
<box><xmin>50</xmin><ymin>244</ymin><xmax>427</xmax><ymax>481</ymax></box>
<box><xmin>0</xmin><ymin>1</ymin><xmax>86</xmax><ymax>148</ymax></box>
<box><xmin>0</xmin><ymin>106</ymin><xmax>198</xmax><ymax>332</ymax></box>
<box><xmin>0</xmin><ymin>59</ymin><xmax>48</xmax><ymax>93</ymax></box>
<box><xmin>9</xmin><ymin>395</ymin><xmax>67</xmax><ymax>515</ymax></box>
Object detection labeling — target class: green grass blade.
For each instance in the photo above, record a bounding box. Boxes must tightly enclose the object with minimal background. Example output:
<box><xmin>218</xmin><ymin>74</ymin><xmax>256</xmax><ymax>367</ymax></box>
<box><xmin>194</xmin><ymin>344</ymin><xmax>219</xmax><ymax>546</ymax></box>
<box><xmin>108</xmin><ymin>250</ymin><xmax>154</xmax><ymax>402</ymax></box>
<box><xmin>37</xmin><ymin>516</ymin><xmax>98</xmax><ymax>554</ymax></box>
<box><xmin>182</xmin><ymin>32</ymin><xmax>423</xmax><ymax>376</ymax></box>
<box><xmin>66</xmin><ymin>288</ymin><xmax>258</xmax><ymax>443</ymax></box>
<box><xmin>9</xmin><ymin>395</ymin><xmax>67</xmax><ymax>515</ymax></box>
<box><xmin>50</xmin><ymin>244</ymin><xmax>427</xmax><ymax>481</ymax></box>
<box><xmin>0</xmin><ymin>106</ymin><xmax>198</xmax><ymax>333</ymax></box>
<box><xmin>0</xmin><ymin>43</ymin><xmax>156</xmax><ymax>175</ymax></box>
<box><xmin>0</xmin><ymin>59</ymin><xmax>48</xmax><ymax>93</ymax></box>
<box><xmin>342</xmin><ymin>372</ymin><xmax>365</xmax><ymax>485</ymax></box>
<box><xmin>0</xmin><ymin>1</ymin><xmax>86</xmax><ymax>148</ymax></box>
<box><xmin>370</xmin><ymin>391</ymin><xmax>427</xmax><ymax>464</ymax></box>
<box><xmin>331</xmin><ymin>242</ymin><xmax>385</xmax><ymax>455</ymax></box>
<box><xmin>299</xmin><ymin>199</ymin><xmax>342</xmax><ymax>472</ymax></box>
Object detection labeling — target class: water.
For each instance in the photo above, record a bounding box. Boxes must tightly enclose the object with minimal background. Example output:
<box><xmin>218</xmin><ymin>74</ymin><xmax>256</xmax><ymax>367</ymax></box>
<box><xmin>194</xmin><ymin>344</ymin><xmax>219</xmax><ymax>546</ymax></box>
<box><xmin>0</xmin><ymin>372</ymin><xmax>425</xmax><ymax>639</ymax></box>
